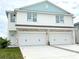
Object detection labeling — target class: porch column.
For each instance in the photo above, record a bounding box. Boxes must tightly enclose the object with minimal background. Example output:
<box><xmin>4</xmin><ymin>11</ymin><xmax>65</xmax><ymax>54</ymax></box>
<box><xmin>46</xmin><ymin>29</ymin><xmax>50</xmax><ymax>45</ymax></box>
<box><xmin>72</xmin><ymin>29</ymin><xmax>76</xmax><ymax>44</ymax></box>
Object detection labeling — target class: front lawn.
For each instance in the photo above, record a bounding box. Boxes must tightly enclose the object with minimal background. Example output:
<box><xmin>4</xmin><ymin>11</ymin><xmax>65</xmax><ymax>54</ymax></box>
<box><xmin>0</xmin><ymin>48</ymin><xmax>23</xmax><ymax>59</ymax></box>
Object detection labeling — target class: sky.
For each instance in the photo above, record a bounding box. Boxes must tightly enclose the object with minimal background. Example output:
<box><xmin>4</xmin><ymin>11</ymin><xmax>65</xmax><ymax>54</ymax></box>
<box><xmin>0</xmin><ymin>0</ymin><xmax>79</xmax><ymax>38</ymax></box>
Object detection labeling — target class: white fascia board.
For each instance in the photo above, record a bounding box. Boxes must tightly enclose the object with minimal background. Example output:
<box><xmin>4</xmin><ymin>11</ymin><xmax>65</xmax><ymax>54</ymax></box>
<box><xmin>15</xmin><ymin>10</ymin><xmax>73</xmax><ymax>16</ymax></box>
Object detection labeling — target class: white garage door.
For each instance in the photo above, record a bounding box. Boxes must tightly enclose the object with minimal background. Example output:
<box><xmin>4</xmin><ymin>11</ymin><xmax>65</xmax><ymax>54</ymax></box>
<box><xmin>49</xmin><ymin>32</ymin><xmax>73</xmax><ymax>45</ymax></box>
<box><xmin>18</xmin><ymin>31</ymin><xmax>47</xmax><ymax>46</ymax></box>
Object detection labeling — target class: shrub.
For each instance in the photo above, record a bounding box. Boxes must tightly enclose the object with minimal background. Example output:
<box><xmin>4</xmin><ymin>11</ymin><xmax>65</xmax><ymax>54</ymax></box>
<box><xmin>0</xmin><ymin>37</ymin><xmax>10</xmax><ymax>48</ymax></box>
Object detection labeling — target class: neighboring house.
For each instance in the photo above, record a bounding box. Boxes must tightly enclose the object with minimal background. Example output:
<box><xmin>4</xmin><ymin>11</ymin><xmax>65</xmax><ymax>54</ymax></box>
<box><xmin>6</xmin><ymin>1</ymin><xmax>75</xmax><ymax>47</ymax></box>
<box><xmin>74</xmin><ymin>22</ymin><xmax>79</xmax><ymax>44</ymax></box>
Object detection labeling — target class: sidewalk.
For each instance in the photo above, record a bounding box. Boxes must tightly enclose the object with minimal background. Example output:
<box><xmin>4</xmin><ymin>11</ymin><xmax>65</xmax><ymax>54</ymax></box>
<box><xmin>53</xmin><ymin>44</ymin><xmax>79</xmax><ymax>53</ymax></box>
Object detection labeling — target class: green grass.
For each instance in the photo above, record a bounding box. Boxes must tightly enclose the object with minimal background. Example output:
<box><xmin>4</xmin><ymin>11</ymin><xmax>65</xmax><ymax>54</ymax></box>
<box><xmin>0</xmin><ymin>48</ymin><xmax>23</xmax><ymax>59</ymax></box>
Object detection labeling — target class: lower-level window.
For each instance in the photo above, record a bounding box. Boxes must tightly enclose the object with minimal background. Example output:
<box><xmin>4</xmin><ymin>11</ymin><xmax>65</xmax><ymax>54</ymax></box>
<box><xmin>10</xmin><ymin>31</ymin><xmax>16</xmax><ymax>37</ymax></box>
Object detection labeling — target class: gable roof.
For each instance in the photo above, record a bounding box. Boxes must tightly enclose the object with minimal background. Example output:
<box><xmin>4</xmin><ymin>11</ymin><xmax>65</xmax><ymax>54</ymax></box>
<box><xmin>15</xmin><ymin>1</ymin><xmax>72</xmax><ymax>15</ymax></box>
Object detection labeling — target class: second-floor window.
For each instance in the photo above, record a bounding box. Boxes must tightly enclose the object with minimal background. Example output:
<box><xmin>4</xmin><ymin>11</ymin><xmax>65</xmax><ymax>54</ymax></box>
<box><xmin>10</xmin><ymin>13</ymin><xmax>16</xmax><ymax>22</ymax></box>
<box><xmin>56</xmin><ymin>15</ymin><xmax>64</xmax><ymax>23</ymax></box>
<box><xmin>27</xmin><ymin>12</ymin><xmax>37</xmax><ymax>22</ymax></box>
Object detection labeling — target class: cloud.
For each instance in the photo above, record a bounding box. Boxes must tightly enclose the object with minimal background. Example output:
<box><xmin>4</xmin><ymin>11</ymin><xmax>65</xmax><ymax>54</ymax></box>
<box><xmin>52</xmin><ymin>0</ymin><xmax>79</xmax><ymax>15</ymax></box>
<box><xmin>73</xmin><ymin>16</ymin><xmax>79</xmax><ymax>23</ymax></box>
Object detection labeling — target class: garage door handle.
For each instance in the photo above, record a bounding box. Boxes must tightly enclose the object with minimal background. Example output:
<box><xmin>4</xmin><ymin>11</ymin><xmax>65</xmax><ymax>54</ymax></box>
<box><xmin>65</xmin><ymin>39</ymin><xmax>67</xmax><ymax>41</ymax></box>
<box><xmin>25</xmin><ymin>40</ymin><xmax>27</xmax><ymax>42</ymax></box>
<box><xmin>38</xmin><ymin>39</ymin><xmax>40</xmax><ymax>41</ymax></box>
<box><xmin>53</xmin><ymin>39</ymin><xmax>56</xmax><ymax>41</ymax></box>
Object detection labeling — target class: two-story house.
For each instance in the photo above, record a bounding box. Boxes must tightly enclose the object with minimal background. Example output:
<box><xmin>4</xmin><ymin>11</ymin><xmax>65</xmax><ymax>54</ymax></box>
<box><xmin>6</xmin><ymin>1</ymin><xmax>75</xmax><ymax>47</ymax></box>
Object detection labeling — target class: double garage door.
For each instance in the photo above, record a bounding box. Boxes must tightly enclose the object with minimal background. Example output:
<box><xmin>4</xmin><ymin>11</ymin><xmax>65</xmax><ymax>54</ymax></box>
<box><xmin>49</xmin><ymin>32</ymin><xmax>73</xmax><ymax>45</ymax></box>
<box><xmin>18</xmin><ymin>31</ymin><xmax>73</xmax><ymax>46</ymax></box>
<box><xmin>18</xmin><ymin>32</ymin><xmax>47</xmax><ymax>46</ymax></box>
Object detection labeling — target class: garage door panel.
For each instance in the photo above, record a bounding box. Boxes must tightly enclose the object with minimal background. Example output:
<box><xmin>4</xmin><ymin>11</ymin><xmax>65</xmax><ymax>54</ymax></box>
<box><xmin>18</xmin><ymin>32</ymin><xmax>47</xmax><ymax>46</ymax></box>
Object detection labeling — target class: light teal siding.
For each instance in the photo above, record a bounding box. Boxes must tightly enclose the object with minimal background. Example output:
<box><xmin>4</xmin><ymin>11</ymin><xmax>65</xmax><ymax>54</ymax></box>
<box><xmin>19</xmin><ymin>1</ymin><xmax>70</xmax><ymax>14</ymax></box>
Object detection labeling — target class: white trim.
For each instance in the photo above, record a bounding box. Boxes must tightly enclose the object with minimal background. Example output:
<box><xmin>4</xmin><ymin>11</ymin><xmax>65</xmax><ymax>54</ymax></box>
<box><xmin>16</xmin><ymin>26</ymin><xmax>74</xmax><ymax>30</ymax></box>
<box><xmin>15</xmin><ymin>10</ymin><xmax>72</xmax><ymax>16</ymax></box>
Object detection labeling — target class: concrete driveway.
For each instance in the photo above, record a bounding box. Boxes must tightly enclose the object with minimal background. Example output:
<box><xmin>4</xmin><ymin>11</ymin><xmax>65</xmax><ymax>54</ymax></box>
<box><xmin>20</xmin><ymin>46</ymin><xmax>79</xmax><ymax>59</ymax></box>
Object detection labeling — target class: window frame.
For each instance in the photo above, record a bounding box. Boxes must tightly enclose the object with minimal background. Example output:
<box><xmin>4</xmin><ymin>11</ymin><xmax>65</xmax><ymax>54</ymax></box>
<box><xmin>10</xmin><ymin>31</ymin><xmax>16</xmax><ymax>37</ymax></box>
<box><xmin>10</xmin><ymin>13</ymin><xmax>16</xmax><ymax>22</ymax></box>
<box><xmin>27</xmin><ymin>12</ymin><xmax>37</xmax><ymax>22</ymax></box>
<box><xmin>56</xmin><ymin>15</ymin><xmax>64</xmax><ymax>23</ymax></box>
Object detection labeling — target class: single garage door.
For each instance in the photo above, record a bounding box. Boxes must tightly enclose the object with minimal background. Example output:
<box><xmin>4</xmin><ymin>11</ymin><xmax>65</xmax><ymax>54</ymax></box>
<box><xmin>18</xmin><ymin>31</ymin><xmax>47</xmax><ymax>46</ymax></box>
<box><xmin>49</xmin><ymin>32</ymin><xmax>73</xmax><ymax>45</ymax></box>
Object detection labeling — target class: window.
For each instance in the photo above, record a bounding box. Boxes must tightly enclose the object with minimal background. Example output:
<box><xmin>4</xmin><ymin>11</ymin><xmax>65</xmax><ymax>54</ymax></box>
<box><xmin>10</xmin><ymin>31</ymin><xmax>16</xmax><ymax>37</ymax></box>
<box><xmin>10</xmin><ymin>13</ymin><xmax>16</xmax><ymax>22</ymax></box>
<box><xmin>27</xmin><ymin>12</ymin><xmax>37</xmax><ymax>22</ymax></box>
<box><xmin>56</xmin><ymin>15</ymin><xmax>64</xmax><ymax>23</ymax></box>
